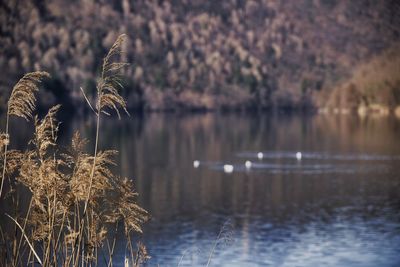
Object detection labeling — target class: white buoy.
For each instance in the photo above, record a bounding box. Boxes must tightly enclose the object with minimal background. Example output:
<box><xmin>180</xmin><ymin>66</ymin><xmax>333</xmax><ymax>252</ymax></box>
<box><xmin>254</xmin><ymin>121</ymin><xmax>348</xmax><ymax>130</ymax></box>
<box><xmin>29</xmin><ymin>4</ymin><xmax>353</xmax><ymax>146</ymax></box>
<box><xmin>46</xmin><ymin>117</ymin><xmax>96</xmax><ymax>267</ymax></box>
<box><xmin>223</xmin><ymin>164</ymin><xmax>234</xmax><ymax>173</ymax></box>
<box><xmin>245</xmin><ymin>160</ymin><xmax>252</xmax><ymax>169</ymax></box>
<box><xmin>257</xmin><ymin>152</ymin><xmax>263</xmax><ymax>160</ymax></box>
<box><xmin>296</xmin><ymin>152</ymin><xmax>302</xmax><ymax>160</ymax></box>
<box><xmin>193</xmin><ymin>160</ymin><xmax>200</xmax><ymax>168</ymax></box>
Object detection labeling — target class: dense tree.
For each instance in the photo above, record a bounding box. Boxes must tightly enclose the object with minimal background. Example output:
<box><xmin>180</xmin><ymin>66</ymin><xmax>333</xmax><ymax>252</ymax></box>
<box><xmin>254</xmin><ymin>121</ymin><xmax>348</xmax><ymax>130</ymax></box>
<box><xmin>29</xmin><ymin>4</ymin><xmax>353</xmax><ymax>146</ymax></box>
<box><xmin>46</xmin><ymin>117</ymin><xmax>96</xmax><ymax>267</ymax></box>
<box><xmin>0</xmin><ymin>0</ymin><xmax>399</xmax><ymax>111</ymax></box>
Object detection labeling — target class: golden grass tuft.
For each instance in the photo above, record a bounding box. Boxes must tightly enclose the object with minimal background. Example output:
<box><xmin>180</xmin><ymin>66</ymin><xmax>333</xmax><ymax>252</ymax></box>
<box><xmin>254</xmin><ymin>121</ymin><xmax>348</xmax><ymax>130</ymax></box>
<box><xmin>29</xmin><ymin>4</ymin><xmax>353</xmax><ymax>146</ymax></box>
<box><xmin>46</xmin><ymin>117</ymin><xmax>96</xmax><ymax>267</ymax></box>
<box><xmin>0</xmin><ymin>34</ymin><xmax>149</xmax><ymax>266</ymax></box>
<box><xmin>8</xmin><ymin>71</ymin><xmax>50</xmax><ymax>121</ymax></box>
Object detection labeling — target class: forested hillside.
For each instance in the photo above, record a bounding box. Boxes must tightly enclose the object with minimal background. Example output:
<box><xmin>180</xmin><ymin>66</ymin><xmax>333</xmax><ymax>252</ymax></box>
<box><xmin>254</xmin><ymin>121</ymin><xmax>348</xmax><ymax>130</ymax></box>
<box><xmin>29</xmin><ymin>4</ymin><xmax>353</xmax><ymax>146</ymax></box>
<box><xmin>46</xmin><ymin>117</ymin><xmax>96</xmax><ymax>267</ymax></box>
<box><xmin>1</xmin><ymin>0</ymin><xmax>399</xmax><ymax>111</ymax></box>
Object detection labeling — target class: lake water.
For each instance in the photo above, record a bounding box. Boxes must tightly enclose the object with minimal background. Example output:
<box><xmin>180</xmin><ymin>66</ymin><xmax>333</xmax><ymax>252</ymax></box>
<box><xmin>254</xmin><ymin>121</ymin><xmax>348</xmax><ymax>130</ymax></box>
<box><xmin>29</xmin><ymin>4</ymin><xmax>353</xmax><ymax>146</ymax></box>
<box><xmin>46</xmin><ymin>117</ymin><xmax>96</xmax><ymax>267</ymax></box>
<box><xmin>6</xmin><ymin>113</ymin><xmax>400</xmax><ymax>266</ymax></box>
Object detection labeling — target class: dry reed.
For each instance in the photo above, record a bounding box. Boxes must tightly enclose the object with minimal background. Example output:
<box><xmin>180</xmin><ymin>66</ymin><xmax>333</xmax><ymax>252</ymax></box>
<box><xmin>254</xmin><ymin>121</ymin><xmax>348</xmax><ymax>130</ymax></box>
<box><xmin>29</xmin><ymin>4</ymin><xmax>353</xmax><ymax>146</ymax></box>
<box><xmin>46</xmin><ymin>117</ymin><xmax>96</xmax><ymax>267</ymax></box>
<box><xmin>0</xmin><ymin>34</ymin><xmax>149</xmax><ymax>267</ymax></box>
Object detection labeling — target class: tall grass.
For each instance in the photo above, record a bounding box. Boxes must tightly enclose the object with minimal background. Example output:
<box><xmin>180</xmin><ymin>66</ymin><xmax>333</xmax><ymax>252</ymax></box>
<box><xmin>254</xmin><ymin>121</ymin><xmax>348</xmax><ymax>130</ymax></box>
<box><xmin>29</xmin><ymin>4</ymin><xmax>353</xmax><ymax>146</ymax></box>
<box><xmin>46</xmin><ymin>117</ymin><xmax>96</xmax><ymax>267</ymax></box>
<box><xmin>0</xmin><ymin>34</ymin><xmax>149</xmax><ymax>266</ymax></box>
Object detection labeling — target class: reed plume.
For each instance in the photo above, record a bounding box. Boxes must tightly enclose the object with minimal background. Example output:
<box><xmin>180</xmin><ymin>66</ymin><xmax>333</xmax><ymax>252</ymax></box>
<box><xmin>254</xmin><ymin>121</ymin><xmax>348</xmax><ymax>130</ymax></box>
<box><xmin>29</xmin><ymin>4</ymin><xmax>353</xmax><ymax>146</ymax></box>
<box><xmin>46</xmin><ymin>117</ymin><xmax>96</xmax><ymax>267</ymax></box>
<box><xmin>106</xmin><ymin>177</ymin><xmax>149</xmax><ymax>235</ymax></box>
<box><xmin>96</xmin><ymin>33</ymin><xmax>129</xmax><ymax>118</ymax></box>
<box><xmin>0</xmin><ymin>71</ymin><xmax>49</xmax><ymax>198</ymax></box>
<box><xmin>206</xmin><ymin>220</ymin><xmax>234</xmax><ymax>267</ymax></box>
<box><xmin>8</xmin><ymin>71</ymin><xmax>50</xmax><ymax>120</ymax></box>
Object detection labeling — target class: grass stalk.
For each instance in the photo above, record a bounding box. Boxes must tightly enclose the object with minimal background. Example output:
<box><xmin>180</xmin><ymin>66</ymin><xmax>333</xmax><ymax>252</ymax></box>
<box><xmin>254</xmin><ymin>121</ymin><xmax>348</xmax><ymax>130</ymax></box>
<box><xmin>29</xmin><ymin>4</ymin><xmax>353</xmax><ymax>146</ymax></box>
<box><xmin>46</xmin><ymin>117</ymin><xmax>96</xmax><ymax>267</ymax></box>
<box><xmin>14</xmin><ymin>198</ymin><xmax>33</xmax><ymax>266</ymax></box>
<box><xmin>0</xmin><ymin>113</ymin><xmax>10</xmax><ymax>198</ymax></box>
<box><xmin>6</xmin><ymin>214</ymin><xmax>42</xmax><ymax>265</ymax></box>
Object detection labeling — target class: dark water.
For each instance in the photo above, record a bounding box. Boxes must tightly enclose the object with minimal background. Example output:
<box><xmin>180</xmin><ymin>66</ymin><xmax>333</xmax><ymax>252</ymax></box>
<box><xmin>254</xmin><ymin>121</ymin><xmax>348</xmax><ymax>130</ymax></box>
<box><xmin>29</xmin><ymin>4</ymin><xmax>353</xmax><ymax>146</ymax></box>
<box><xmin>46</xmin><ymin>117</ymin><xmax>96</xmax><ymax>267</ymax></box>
<box><xmin>7</xmin><ymin>113</ymin><xmax>400</xmax><ymax>266</ymax></box>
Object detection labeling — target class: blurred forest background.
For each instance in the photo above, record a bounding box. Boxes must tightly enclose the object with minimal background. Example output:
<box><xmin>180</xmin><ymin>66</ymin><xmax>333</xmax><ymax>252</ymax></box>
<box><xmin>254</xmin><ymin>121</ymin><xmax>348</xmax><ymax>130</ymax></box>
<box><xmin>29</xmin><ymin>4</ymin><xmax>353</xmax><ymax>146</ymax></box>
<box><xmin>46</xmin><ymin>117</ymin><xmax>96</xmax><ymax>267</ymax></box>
<box><xmin>0</xmin><ymin>0</ymin><xmax>399</xmax><ymax>113</ymax></box>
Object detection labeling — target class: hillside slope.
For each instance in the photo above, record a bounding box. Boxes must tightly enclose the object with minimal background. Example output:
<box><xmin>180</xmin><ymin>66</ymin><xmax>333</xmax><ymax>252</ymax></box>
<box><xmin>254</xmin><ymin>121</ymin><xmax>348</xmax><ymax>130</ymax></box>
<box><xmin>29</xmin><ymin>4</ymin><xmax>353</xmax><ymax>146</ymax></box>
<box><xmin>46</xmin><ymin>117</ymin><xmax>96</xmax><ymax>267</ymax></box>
<box><xmin>0</xmin><ymin>0</ymin><xmax>399</xmax><ymax>111</ymax></box>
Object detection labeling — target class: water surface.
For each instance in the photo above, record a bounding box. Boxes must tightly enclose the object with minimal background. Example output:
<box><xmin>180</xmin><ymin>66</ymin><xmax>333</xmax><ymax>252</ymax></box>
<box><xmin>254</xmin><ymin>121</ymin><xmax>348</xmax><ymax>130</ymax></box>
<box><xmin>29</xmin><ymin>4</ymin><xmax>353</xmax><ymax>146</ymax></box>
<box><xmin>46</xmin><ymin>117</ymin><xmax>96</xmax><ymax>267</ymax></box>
<box><xmin>8</xmin><ymin>113</ymin><xmax>400</xmax><ymax>266</ymax></box>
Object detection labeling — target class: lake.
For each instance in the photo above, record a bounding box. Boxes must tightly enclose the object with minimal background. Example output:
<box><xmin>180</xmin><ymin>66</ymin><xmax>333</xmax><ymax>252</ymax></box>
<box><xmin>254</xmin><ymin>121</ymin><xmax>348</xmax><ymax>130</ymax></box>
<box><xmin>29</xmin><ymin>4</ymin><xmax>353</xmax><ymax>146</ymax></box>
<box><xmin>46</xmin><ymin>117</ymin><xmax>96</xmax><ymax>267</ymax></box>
<box><xmin>6</xmin><ymin>112</ymin><xmax>400</xmax><ymax>266</ymax></box>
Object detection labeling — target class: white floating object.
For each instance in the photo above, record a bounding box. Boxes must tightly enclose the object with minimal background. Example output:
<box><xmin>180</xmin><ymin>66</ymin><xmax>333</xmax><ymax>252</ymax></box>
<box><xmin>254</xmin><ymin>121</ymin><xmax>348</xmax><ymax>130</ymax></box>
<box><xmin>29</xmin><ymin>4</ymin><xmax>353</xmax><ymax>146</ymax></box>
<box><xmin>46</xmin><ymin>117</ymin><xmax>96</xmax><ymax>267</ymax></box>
<box><xmin>296</xmin><ymin>152</ymin><xmax>302</xmax><ymax>160</ymax></box>
<box><xmin>193</xmin><ymin>160</ymin><xmax>200</xmax><ymax>168</ymax></box>
<box><xmin>257</xmin><ymin>152</ymin><xmax>263</xmax><ymax>160</ymax></box>
<box><xmin>245</xmin><ymin>160</ymin><xmax>252</xmax><ymax>169</ymax></box>
<box><xmin>223</xmin><ymin>164</ymin><xmax>234</xmax><ymax>173</ymax></box>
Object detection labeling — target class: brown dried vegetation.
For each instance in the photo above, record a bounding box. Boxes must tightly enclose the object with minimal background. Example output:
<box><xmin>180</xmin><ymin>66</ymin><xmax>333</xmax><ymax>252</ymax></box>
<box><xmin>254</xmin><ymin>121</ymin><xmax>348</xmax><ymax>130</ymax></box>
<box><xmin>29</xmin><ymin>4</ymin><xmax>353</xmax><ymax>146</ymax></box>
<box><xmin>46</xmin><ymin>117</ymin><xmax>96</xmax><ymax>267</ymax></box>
<box><xmin>323</xmin><ymin>44</ymin><xmax>400</xmax><ymax>113</ymax></box>
<box><xmin>0</xmin><ymin>35</ymin><xmax>149</xmax><ymax>266</ymax></box>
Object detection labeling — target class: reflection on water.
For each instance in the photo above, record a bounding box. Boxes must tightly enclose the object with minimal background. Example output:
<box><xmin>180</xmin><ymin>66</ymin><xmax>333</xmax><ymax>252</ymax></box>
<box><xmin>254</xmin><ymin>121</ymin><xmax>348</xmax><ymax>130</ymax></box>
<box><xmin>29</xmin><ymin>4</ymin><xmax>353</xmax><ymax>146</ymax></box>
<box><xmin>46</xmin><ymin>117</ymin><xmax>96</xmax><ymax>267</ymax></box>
<box><xmin>7</xmin><ymin>113</ymin><xmax>400</xmax><ymax>266</ymax></box>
